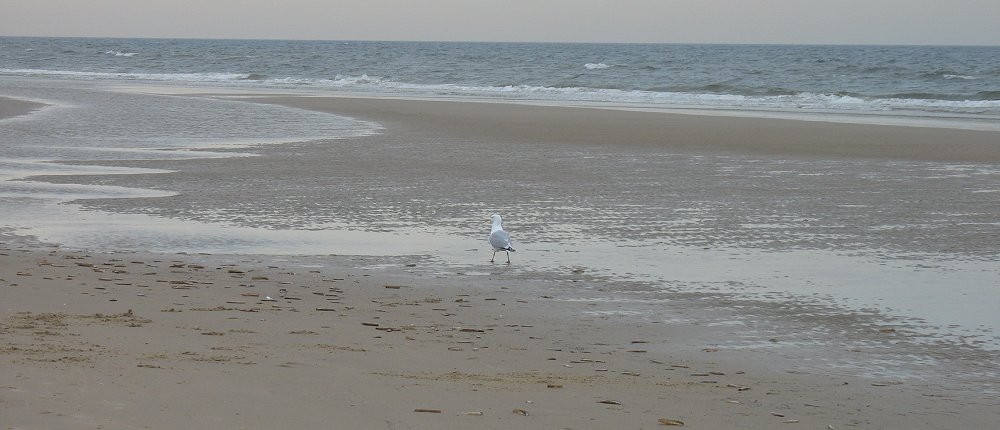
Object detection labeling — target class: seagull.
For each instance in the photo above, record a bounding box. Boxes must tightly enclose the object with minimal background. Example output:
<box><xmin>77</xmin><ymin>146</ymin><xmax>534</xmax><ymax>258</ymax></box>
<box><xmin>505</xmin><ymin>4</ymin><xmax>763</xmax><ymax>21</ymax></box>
<box><xmin>489</xmin><ymin>214</ymin><xmax>515</xmax><ymax>264</ymax></box>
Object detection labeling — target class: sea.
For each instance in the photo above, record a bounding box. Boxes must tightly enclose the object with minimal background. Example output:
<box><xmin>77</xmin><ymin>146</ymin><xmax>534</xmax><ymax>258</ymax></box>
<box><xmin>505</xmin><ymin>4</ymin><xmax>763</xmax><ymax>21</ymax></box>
<box><xmin>3</xmin><ymin>37</ymin><xmax>1000</xmax><ymax>123</ymax></box>
<box><xmin>2</xmin><ymin>37</ymin><xmax>999</xmax><ymax>390</ymax></box>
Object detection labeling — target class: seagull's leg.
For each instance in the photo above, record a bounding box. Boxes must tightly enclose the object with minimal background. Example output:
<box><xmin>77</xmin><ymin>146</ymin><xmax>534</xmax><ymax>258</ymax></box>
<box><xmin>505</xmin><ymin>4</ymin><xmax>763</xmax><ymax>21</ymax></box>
<box><xmin>490</xmin><ymin>250</ymin><xmax>496</xmax><ymax>263</ymax></box>
<box><xmin>505</xmin><ymin>251</ymin><xmax>511</xmax><ymax>264</ymax></box>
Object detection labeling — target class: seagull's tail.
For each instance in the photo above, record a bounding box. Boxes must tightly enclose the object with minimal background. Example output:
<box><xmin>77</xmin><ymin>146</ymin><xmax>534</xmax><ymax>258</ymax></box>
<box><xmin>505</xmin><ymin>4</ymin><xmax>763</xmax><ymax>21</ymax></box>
<box><xmin>505</xmin><ymin>246</ymin><xmax>515</xmax><ymax>252</ymax></box>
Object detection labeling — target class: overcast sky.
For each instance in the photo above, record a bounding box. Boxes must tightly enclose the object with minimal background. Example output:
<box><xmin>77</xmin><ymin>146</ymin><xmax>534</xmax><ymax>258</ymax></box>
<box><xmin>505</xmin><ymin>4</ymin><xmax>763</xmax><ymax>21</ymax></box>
<box><xmin>2</xmin><ymin>0</ymin><xmax>998</xmax><ymax>45</ymax></box>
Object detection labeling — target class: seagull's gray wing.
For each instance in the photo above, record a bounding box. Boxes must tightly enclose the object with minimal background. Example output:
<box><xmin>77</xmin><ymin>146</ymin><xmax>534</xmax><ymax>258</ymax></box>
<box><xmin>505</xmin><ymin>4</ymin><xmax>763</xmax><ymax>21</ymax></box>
<box><xmin>489</xmin><ymin>229</ymin><xmax>511</xmax><ymax>250</ymax></box>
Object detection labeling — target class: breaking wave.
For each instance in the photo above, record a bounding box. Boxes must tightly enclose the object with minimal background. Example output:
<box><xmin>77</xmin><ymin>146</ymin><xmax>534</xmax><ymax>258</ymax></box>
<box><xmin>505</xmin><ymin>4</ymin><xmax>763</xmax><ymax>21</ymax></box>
<box><xmin>105</xmin><ymin>50</ymin><xmax>138</xmax><ymax>57</ymax></box>
<box><xmin>4</xmin><ymin>67</ymin><xmax>999</xmax><ymax>116</ymax></box>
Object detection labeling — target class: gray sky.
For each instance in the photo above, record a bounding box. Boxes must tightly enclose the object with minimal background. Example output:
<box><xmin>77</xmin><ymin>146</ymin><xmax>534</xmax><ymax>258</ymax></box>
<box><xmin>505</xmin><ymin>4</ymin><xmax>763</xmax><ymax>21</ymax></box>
<box><xmin>2</xmin><ymin>0</ymin><xmax>998</xmax><ymax>45</ymax></box>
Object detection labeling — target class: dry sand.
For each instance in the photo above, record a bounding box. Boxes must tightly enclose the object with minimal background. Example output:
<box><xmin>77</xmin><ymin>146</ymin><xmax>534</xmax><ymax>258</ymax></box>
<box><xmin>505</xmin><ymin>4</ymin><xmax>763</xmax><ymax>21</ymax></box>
<box><xmin>3</xmin><ymin>96</ymin><xmax>999</xmax><ymax>429</ymax></box>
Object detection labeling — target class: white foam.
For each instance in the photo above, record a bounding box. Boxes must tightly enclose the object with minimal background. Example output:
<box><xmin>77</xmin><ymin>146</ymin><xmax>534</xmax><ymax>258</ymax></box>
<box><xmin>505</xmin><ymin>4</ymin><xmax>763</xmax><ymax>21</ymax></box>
<box><xmin>105</xmin><ymin>50</ymin><xmax>138</xmax><ymax>57</ymax></box>
<box><xmin>584</xmin><ymin>63</ymin><xmax>611</xmax><ymax>70</ymax></box>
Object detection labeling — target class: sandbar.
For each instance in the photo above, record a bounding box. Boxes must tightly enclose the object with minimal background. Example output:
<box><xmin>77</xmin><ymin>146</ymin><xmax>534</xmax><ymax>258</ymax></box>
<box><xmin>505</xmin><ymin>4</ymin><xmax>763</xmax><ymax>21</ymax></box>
<box><xmin>0</xmin><ymin>96</ymin><xmax>46</xmax><ymax>120</ymax></box>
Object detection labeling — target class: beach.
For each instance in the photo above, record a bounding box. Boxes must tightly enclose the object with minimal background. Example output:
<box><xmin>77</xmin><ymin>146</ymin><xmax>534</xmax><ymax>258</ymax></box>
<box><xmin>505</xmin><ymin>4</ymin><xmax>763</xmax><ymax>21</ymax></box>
<box><xmin>3</xmin><ymin>92</ymin><xmax>1000</xmax><ymax>429</ymax></box>
<box><xmin>3</xmin><ymin>245</ymin><xmax>996</xmax><ymax>430</ymax></box>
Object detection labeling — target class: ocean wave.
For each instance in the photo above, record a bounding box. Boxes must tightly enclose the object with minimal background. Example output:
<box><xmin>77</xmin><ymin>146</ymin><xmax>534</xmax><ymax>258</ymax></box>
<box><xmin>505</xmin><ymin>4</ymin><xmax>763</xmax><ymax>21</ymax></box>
<box><xmin>975</xmin><ymin>90</ymin><xmax>1000</xmax><ymax>101</ymax></box>
<box><xmin>584</xmin><ymin>63</ymin><xmax>611</xmax><ymax>70</ymax></box>
<box><xmin>649</xmin><ymin>83</ymin><xmax>800</xmax><ymax>97</ymax></box>
<box><xmin>920</xmin><ymin>69</ymin><xmax>978</xmax><ymax>81</ymax></box>
<box><xmin>881</xmin><ymin>91</ymin><xmax>1000</xmax><ymax>102</ymax></box>
<box><xmin>0</xmin><ymin>68</ymin><xmax>252</xmax><ymax>82</ymax></box>
<box><xmin>330</xmin><ymin>74</ymin><xmax>389</xmax><ymax>85</ymax></box>
<box><xmin>312</xmin><ymin>76</ymin><xmax>1000</xmax><ymax>113</ymax></box>
<box><xmin>105</xmin><ymin>50</ymin><xmax>138</xmax><ymax>57</ymax></box>
<box><xmin>270</xmin><ymin>74</ymin><xmax>393</xmax><ymax>87</ymax></box>
<box><xmin>3</xmin><ymin>68</ymin><xmax>997</xmax><ymax>115</ymax></box>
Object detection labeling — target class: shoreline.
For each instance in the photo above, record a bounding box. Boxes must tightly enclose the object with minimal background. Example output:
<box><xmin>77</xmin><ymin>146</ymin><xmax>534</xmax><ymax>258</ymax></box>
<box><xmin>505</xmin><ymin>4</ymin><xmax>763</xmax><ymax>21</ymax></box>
<box><xmin>109</xmin><ymin>79</ymin><xmax>1000</xmax><ymax>132</ymax></box>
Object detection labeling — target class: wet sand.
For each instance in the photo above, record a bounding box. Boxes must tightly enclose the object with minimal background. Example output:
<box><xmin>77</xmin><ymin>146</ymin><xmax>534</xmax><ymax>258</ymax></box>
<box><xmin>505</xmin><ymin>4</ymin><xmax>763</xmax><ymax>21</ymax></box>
<box><xmin>47</xmin><ymin>95</ymin><xmax>1000</xmax><ymax>259</ymax></box>
<box><xmin>3</xmin><ymin>96</ymin><xmax>999</xmax><ymax>428</ymax></box>
<box><xmin>0</xmin><ymin>96</ymin><xmax>46</xmax><ymax>120</ymax></box>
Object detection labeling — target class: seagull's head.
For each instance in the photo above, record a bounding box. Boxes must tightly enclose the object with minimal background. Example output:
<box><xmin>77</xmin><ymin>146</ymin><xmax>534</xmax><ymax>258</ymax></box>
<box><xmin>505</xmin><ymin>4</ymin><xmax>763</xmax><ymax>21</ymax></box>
<box><xmin>490</xmin><ymin>214</ymin><xmax>502</xmax><ymax>224</ymax></box>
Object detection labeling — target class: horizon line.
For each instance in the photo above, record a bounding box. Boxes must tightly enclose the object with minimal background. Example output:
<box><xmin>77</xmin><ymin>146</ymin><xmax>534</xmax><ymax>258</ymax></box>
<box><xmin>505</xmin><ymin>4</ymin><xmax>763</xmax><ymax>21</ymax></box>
<box><xmin>2</xmin><ymin>34</ymin><xmax>998</xmax><ymax>48</ymax></box>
